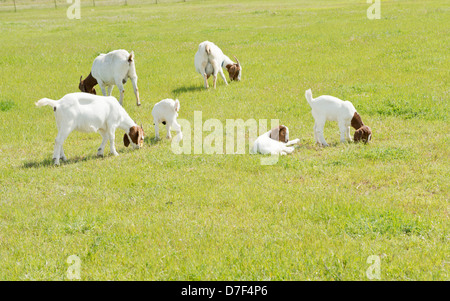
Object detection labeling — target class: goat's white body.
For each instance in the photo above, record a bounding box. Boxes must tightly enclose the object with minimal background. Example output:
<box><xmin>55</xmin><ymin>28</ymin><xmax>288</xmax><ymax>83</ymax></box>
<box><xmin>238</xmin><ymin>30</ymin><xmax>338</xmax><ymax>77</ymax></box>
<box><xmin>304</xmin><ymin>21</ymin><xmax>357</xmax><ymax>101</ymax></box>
<box><xmin>251</xmin><ymin>130</ymin><xmax>299</xmax><ymax>155</ymax></box>
<box><xmin>194</xmin><ymin>41</ymin><xmax>237</xmax><ymax>88</ymax></box>
<box><xmin>151</xmin><ymin>98</ymin><xmax>182</xmax><ymax>142</ymax></box>
<box><xmin>91</xmin><ymin>49</ymin><xmax>140</xmax><ymax>106</ymax></box>
<box><xmin>305</xmin><ymin>89</ymin><xmax>356</xmax><ymax>146</ymax></box>
<box><xmin>36</xmin><ymin>92</ymin><xmax>138</xmax><ymax>164</ymax></box>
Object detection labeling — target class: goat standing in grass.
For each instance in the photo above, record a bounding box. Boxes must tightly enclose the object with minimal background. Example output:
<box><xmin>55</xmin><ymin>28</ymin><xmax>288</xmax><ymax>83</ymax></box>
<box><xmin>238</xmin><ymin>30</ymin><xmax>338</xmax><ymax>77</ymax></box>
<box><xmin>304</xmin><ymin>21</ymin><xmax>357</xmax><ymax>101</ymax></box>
<box><xmin>79</xmin><ymin>49</ymin><xmax>141</xmax><ymax>106</ymax></box>
<box><xmin>36</xmin><ymin>92</ymin><xmax>144</xmax><ymax>165</ymax></box>
<box><xmin>305</xmin><ymin>89</ymin><xmax>372</xmax><ymax>146</ymax></box>
<box><xmin>194</xmin><ymin>41</ymin><xmax>241</xmax><ymax>89</ymax></box>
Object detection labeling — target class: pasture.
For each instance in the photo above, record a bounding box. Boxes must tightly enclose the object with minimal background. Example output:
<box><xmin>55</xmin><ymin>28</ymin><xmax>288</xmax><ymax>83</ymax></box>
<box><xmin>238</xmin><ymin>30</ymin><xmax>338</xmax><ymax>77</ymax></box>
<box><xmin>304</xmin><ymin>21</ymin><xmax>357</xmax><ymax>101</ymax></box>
<box><xmin>0</xmin><ymin>0</ymin><xmax>448</xmax><ymax>280</ymax></box>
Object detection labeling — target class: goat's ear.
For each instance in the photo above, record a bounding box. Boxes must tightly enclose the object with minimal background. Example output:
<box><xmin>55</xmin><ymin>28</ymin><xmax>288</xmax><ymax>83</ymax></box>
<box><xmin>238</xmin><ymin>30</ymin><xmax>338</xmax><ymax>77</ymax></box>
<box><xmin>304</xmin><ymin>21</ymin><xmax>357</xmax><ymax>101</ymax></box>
<box><xmin>124</xmin><ymin>134</ymin><xmax>130</xmax><ymax>147</ymax></box>
<box><xmin>174</xmin><ymin>99</ymin><xmax>180</xmax><ymax>112</ymax></box>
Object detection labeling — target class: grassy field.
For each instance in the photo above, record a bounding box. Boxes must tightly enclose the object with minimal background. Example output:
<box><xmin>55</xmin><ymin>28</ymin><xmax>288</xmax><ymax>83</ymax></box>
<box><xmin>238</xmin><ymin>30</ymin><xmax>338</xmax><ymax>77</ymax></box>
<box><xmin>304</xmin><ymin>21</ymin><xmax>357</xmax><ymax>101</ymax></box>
<box><xmin>0</xmin><ymin>0</ymin><xmax>448</xmax><ymax>280</ymax></box>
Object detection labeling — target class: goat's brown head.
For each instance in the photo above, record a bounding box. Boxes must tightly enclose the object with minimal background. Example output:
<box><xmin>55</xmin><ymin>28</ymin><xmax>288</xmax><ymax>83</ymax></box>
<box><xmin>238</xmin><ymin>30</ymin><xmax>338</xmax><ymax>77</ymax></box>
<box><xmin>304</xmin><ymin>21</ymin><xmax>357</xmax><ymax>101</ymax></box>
<box><xmin>354</xmin><ymin>125</ymin><xmax>372</xmax><ymax>144</ymax></box>
<box><xmin>124</xmin><ymin>125</ymin><xmax>145</xmax><ymax>149</ymax></box>
<box><xmin>351</xmin><ymin>112</ymin><xmax>372</xmax><ymax>143</ymax></box>
<box><xmin>225</xmin><ymin>56</ymin><xmax>242</xmax><ymax>82</ymax></box>
<box><xmin>79</xmin><ymin>74</ymin><xmax>97</xmax><ymax>95</ymax></box>
<box><xmin>269</xmin><ymin>125</ymin><xmax>289</xmax><ymax>143</ymax></box>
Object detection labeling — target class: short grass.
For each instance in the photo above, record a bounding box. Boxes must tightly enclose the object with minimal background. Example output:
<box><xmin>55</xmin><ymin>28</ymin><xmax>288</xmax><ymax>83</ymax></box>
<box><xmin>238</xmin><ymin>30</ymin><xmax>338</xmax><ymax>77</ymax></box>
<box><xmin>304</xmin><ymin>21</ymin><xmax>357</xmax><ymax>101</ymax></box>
<box><xmin>0</xmin><ymin>0</ymin><xmax>448</xmax><ymax>280</ymax></box>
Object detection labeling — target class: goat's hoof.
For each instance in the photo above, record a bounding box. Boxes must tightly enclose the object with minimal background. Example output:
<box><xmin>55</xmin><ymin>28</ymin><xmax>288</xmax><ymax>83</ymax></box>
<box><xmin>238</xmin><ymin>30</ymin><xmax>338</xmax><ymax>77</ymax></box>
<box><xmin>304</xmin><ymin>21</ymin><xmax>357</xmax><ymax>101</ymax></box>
<box><xmin>111</xmin><ymin>152</ymin><xmax>119</xmax><ymax>156</ymax></box>
<box><xmin>137</xmin><ymin>103</ymin><xmax>141</xmax><ymax>106</ymax></box>
<box><xmin>97</xmin><ymin>153</ymin><xmax>104</xmax><ymax>157</ymax></box>
<box><xmin>53</xmin><ymin>158</ymin><xmax>60</xmax><ymax>166</ymax></box>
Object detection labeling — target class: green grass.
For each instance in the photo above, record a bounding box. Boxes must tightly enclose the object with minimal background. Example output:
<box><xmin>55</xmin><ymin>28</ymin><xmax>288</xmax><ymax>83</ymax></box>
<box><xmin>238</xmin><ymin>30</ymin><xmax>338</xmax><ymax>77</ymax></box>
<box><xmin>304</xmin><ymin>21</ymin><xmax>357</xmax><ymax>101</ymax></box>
<box><xmin>0</xmin><ymin>0</ymin><xmax>449</xmax><ymax>280</ymax></box>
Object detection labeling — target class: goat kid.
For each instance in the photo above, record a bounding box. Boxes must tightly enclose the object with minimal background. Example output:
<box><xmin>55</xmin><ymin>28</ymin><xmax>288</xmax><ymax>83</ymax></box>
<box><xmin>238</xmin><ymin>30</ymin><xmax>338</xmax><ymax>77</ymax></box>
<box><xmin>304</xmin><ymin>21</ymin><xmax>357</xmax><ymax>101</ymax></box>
<box><xmin>36</xmin><ymin>92</ymin><xmax>144</xmax><ymax>165</ymax></box>
<box><xmin>194</xmin><ymin>41</ymin><xmax>241</xmax><ymax>89</ymax></box>
<box><xmin>305</xmin><ymin>89</ymin><xmax>372</xmax><ymax>146</ymax></box>
<box><xmin>251</xmin><ymin>125</ymin><xmax>300</xmax><ymax>155</ymax></box>
<box><xmin>152</xmin><ymin>98</ymin><xmax>183</xmax><ymax>142</ymax></box>
<box><xmin>79</xmin><ymin>49</ymin><xmax>141</xmax><ymax>106</ymax></box>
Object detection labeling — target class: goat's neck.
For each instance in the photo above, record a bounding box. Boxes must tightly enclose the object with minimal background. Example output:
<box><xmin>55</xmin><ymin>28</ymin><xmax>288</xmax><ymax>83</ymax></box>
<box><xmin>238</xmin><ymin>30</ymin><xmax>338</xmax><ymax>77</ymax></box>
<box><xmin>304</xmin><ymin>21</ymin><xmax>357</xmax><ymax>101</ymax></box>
<box><xmin>221</xmin><ymin>55</ymin><xmax>234</xmax><ymax>67</ymax></box>
<box><xmin>84</xmin><ymin>72</ymin><xmax>98</xmax><ymax>90</ymax></box>
<box><xmin>351</xmin><ymin>112</ymin><xmax>364</xmax><ymax>130</ymax></box>
<box><xmin>119</xmin><ymin>111</ymin><xmax>137</xmax><ymax>132</ymax></box>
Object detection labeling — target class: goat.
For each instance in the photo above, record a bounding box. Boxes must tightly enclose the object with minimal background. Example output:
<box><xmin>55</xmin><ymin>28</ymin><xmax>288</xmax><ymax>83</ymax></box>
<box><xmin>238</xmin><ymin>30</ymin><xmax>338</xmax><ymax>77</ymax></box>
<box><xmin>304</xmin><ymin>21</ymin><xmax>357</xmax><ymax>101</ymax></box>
<box><xmin>79</xmin><ymin>49</ymin><xmax>141</xmax><ymax>106</ymax></box>
<box><xmin>194</xmin><ymin>41</ymin><xmax>241</xmax><ymax>89</ymax></box>
<box><xmin>250</xmin><ymin>125</ymin><xmax>300</xmax><ymax>155</ymax></box>
<box><xmin>36</xmin><ymin>92</ymin><xmax>144</xmax><ymax>165</ymax></box>
<box><xmin>305</xmin><ymin>89</ymin><xmax>372</xmax><ymax>146</ymax></box>
<box><xmin>151</xmin><ymin>98</ymin><xmax>182</xmax><ymax>142</ymax></box>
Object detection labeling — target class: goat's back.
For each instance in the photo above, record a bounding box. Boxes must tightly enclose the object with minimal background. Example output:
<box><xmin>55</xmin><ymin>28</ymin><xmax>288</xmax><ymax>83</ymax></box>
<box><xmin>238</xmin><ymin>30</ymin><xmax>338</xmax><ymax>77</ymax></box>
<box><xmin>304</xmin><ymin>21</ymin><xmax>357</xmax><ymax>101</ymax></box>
<box><xmin>57</xmin><ymin>93</ymin><xmax>122</xmax><ymax>131</ymax></box>
<box><xmin>92</xmin><ymin>49</ymin><xmax>135</xmax><ymax>84</ymax></box>
<box><xmin>309</xmin><ymin>95</ymin><xmax>356</xmax><ymax>120</ymax></box>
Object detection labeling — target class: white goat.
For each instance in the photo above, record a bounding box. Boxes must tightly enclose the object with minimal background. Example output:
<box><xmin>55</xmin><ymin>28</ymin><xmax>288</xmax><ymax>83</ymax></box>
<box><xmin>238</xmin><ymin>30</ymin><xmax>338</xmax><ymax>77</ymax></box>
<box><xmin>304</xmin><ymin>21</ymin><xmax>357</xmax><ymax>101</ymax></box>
<box><xmin>194</xmin><ymin>41</ymin><xmax>241</xmax><ymax>89</ymax></box>
<box><xmin>305</xmin><ymin>89</ymin><xmax>372</xmax><ymax>146</ymax></box>
<box><xmin>251</xmin><ymin>125</ymin><xmax>300</xmax><ymax>155</ymax></box>
<box><xmin>36</xmin><ymin>92</ymin><xmax>144</xmax><ymax>165</ymax></box>
<box><xmin>152</xmin><ymin>98</ymin><xmax>182</xmax><ymax>142</ymax></box>
<box><xmin>79</xmin><ymin>49</ymin><xmax>141</xmax><ymax>106</ymax></box>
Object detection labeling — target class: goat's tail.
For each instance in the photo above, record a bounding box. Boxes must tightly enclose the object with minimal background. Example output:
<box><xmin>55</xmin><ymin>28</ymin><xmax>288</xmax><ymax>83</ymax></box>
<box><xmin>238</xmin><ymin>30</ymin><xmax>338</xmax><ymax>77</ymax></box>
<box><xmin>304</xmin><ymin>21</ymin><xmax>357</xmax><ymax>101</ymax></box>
<box><xmin>174</xmin><ymin>99</ymin><xmax>180</xmax><ymax>112</ymax></box>
<box><xmin>35</xmin><ymin>98</ymin><xmax>59</xmax><ymax>110</ymax></box>
<box><xmin>205</xmin><ymin>44</ymin><xmax>211</xmax><ymax>55</ymax></box>
<box><xmin>305</xmin><ymin>89</ymin><xmax>314</xmax><ymax>106</ymax></box>
<box><xmin>128</xmin><ymin>51</ymin><xmax>134</xmax><ymax>63</ymax></box>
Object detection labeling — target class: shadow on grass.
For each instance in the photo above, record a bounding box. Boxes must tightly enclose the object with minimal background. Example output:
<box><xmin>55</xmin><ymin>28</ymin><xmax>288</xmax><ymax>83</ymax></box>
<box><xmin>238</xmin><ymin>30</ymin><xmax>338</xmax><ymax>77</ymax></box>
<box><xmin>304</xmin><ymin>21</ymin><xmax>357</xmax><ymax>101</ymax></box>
<box><xmin>172</xmin><ymin>85</ymin><xmax>204</xmax><ymax>95</ymax></box>
<box><xmin>22</xmin><ymin>153</ymin><xmax>105</xmax><ymax>168</ymax></box>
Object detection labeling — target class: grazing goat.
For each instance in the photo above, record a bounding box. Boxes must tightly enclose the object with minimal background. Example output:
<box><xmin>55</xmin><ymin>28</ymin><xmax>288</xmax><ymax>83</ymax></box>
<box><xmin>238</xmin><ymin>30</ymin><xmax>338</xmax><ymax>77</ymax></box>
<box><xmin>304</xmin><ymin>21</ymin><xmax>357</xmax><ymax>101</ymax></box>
<box><xmin>36</xmin><ymin>92</ymin><xmax>144</xmax><ymax>165</ymax></box>
<box><xmin>250</xmin><ymin>125</ymin><xmax>300</xmax><ymax>155</ymax></box>
<box><xmin>79</xmin><ymin>49</ymin><xmax>141</xmax><ymax>106</ymax></box>
<box><xmin>194</xmin><ymin>41</ymin><xmax>241</xmax><ymax>89</ymax></box>
<box><xmin>152</xmin><ymin>98</ymin><xmax>182</xmax><ymax>142</ymax></box>
<box><xmin>305</xmin><ymin>89</ymin><xmax>372</xmax><ymax>146</ymax></box>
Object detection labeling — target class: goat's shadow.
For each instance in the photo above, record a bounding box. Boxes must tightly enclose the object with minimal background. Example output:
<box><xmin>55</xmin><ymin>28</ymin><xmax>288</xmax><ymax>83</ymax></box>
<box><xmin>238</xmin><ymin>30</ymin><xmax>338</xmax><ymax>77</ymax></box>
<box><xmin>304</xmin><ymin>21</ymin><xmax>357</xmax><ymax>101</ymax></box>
<box><xmin>21</xmin><ymin>148</ymin><xmax>136</xmax><ymax>169</ymax></box>
<box><xmin>171</xmin><ymin>85</ymin><xmax>204</xmax><ymax>95</ymax></box>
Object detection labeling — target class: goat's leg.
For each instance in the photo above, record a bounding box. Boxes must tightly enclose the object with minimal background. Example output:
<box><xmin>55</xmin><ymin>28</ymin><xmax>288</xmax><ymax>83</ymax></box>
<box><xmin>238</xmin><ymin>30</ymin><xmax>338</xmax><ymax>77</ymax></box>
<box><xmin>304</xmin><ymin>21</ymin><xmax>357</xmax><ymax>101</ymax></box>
<box><xmin>172</xmin><ymin>120</ymin><xmax>183</xmax><ymax>142</ymax></box>
<box><xmin>166</xmin><ymin>122</ymin><xmax>172</xmax><ymax>139</ymax></box>
<box><xmin>313</xmin><ymin>124</ymin><xmax>319</xmax><ymax>144</ymax></box>
<box><xmin>107</xmin><ymin>85</ymin><xmax>113</xmax><ymax>96</ymax></box>
<box><xmin>315</xmin><ymin>121</ymin><xmax>329</xmax><ymax>147</ymax></box>
<box><xmin>97</xmin><ymin>129</ymin><xmax>108</xmax><ymax>157</ymax></box>
<box><xmin>130</xmin><ymin>76</ymin><xmax>140</xmax><ymax>106</ymax></box>
<box><xmin>338</xmin><ymin>122</ymin><xmax>348</xmax><ymax>143</ymax></box>
<box><xmin>346</xmin><ymin>126</ymin><xmax>353</xmax><ymax>142</ymax></box>
<box><xmin>59</xmin><ymin>145</ymin><xmax>67</xmax><ymax>162</ymax></box>
<box><xmin>53</xmin><ymin>129</ymin><xmax>70</xmax><ymax>165</ymax></box>
<box><xmin>201</xmin><ymin>61</ymin><xmax>209</xmax><ymax>89</ymax></box>
<box><xmin>108</xmin><ymin>128</ymin><xmax>119</xmax><ymax>156</ymax></box>
<box><xmin>283</xmin><ymin>146</ymin><xmax>295</xmax><ymax>154</ymax></box>
<box><xmin>211</xmin><ymin>61</ymin><xmax>220</xmax><ymax>89</ymax></box>
<box><xmin>285</xmin><ymin>139</ymin><xmax>300</xmax><ymax>146</ymax></box>
<box><xmin>203</xmin><ymin>73</ymin><xmax>209</xmax><ymax>89</ymax></box>
<box><xmin>154</xmin><ymin>120</ymin><xmax>160</xmax><ymax>140</ymax></box>
<box><xmin>218</xmin><ymin>68</ymin><xmax>228</xmax><ymax>86</ymax></box>
<box><xmin>115</xmin><ymin>82</ymin><xmax>125</xmax><ymax>106</ymax></box>
<box><xmin>98</xmin><ymin>81</ymin><xmax>107</xmax><ymax>96</ymax></box>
